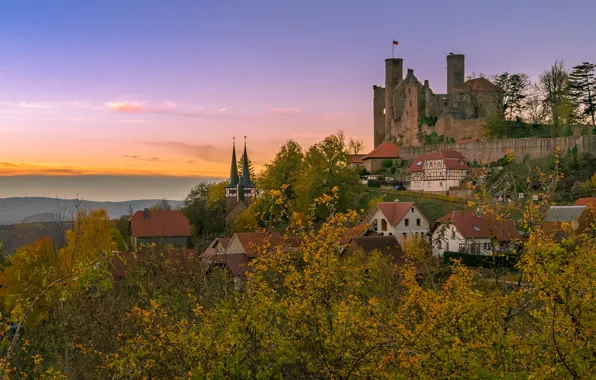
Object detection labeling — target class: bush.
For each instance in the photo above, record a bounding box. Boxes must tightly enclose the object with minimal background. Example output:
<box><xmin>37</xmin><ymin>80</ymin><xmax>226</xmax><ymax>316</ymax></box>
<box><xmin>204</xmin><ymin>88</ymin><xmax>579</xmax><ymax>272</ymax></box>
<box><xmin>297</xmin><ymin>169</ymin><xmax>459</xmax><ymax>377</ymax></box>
<box><xmin>443</xmin><ymin>251</ymin><xmax>519</xmax><ymax>268</ymax></box>
<box><xmin>367</xmin><ymin>179</ymin><xmax>381</xmax><ymax>188</ymax></box>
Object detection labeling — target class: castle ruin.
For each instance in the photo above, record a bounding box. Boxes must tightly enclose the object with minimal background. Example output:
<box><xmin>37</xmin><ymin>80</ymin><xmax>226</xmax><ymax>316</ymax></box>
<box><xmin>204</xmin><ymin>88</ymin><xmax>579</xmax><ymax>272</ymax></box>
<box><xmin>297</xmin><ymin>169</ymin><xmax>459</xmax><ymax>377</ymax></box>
<box><xmin>373</xmin><ymin>53</ymin><xmax>504</xmax><ymax>148</ymax></box>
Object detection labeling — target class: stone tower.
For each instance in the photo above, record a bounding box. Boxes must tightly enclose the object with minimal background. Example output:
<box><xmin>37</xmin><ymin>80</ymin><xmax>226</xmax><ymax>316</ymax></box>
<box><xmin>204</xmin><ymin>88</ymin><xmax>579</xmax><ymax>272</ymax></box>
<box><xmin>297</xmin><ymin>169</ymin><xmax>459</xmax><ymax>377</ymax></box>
<box><xmin>446</xmin><ymin>53</ymin><xmax>465</xmax><ymax>94</ymax></box>
<box><xmin>384</xmin><ymin>58</ymin><xmax>404</xmax><ymax>140</ymax></box>
<box><xmin>373</xmin><ymin>85</ymin><xmax>386</xmax><ymax>148</ymax></box>
<box><xmin>225</xmin><ymin>138</ymin><xmax>240</xmax><ymax>214</ymax></box>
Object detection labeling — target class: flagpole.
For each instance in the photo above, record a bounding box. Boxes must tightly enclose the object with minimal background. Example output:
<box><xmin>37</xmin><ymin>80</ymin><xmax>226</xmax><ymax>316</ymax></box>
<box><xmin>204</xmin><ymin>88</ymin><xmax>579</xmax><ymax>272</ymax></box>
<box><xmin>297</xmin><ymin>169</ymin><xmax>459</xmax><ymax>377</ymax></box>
<box><xmin>392</xmin><ymin>41</ymin><xmax>394</xmax><ymax>58</ymax></box>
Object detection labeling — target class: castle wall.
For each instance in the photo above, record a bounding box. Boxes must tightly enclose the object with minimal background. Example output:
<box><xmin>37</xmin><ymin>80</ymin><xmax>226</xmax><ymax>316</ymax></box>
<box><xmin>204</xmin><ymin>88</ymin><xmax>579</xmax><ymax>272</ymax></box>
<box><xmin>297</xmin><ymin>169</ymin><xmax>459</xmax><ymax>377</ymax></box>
<box><xmin>398</xmin><ymin>135</ymin><xmax>596</xmax><ymax>164</ymax></box>
<box><xmin>424</xmin><ymin>114</ymin><xmax>487</xmax><ymax>141</ymax></box>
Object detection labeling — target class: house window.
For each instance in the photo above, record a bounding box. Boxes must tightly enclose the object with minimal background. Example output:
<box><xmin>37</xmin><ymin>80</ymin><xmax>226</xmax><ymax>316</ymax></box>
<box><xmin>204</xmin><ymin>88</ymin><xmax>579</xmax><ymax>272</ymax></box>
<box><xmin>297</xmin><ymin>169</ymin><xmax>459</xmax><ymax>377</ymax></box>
<box><xmin>440</xmin><ymin>182</ymin><xmax>443</xmax><ymax>187</ymax></box>
<box><xmin>438</xmin><ymin>240</ymin><xmax>442</xmax><ymax>249</ymax></box>
<box><xmin>388</xmin><ymin>233</ymin><xmax>393</xmax><ymax>236</ymax></box>
<box><xmin>411</xmin><ymin>207</ymin><xmax>414</xmax><ymax>213</ymax></box>
<box><xmin>381</xmin><ymin>219</ymin><xmax>387</xmax><ymax>232</ymax></box>
<box><xmin>405</xmin><ymin>219</ymin><xmax>409</xmax><ymax>226</ymax></box>
<box><xmin>451</xmin><ymin>228</ymin><xmax>456</xmax><ymax>239</ymax></box>
<box><xmin>416</xmin><ymin>218</ymin><xmax>421</xmax><ymax>226</ymax></box>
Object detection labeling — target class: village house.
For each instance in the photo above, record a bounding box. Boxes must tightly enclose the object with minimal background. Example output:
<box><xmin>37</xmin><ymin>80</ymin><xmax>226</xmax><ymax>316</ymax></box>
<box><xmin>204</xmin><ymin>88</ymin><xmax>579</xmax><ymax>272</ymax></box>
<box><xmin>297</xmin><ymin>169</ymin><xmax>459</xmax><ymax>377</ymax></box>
<box><xmin>575</xmin><ymin>198</ymin><xmax>596</xmax><ymax>209</ymax></box>
<box><xmin>129</xmin><ymin>209</ymin><xmax>191</xmax><ymax>248</ymax></box>
<box><xmin>409</xmin><ymin>150</ymin><xmax>468</xmax><ymax>193</ymax></box>
<box><xmin>201</xmin><ymin>232</ymin><xmax>285</xmax><ymax>288</ymax></box>
<box><xmin>543</xmin><ymin>205</ymin><xmax>596</xmax><ymax>239</ymax></box>
<box><xmin>363</xmin><ymin>201</ymin><xmax>430</xmax><ymax>247</ymax></box>
<box><xmin>430</xmin><ymin>210</ymin><xmax>522</xmax><ymax>257</ymax></box>
<box><xmin>361</xmin><ymin>141</ymin><xmax>400</xmax><ymax>173</ymax></box>
<box><xmin>349</xmin><ymin>154</ymin><xmax>365</xmax><ymax>168</ymax></box>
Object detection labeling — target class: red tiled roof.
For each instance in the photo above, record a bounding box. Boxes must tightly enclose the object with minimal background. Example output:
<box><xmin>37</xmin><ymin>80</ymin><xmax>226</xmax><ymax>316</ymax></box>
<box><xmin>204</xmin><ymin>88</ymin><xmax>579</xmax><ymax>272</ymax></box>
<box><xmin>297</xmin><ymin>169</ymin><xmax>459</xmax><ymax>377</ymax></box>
<box><xmin>129</xmin><ymin>210</ymin><xmax>191</xmax><ymax>238</ymax></box>
<box><xmin>235</xmin><ymin>232</ymin><xmax>284</xmax><ymax>257</ymax></box>
<box><xmin>452</xmin><ymin>77</ymin><xmax>504</xmax><ymax>93</ymax></box>
<box><xmin>436</xmin><ymin>210</ymin><xmax>521</xmax><ymax>241</ymax></box>
<box><xmin>409</xmin><ymin>150</ymin><xmax>467</xmax><ymax>171</ymax></box>
<box><xmin>362</xmin><ymin>142</ymin><xmax>400</xmax><ymax>160</ymax></box>
<box><xmin>575</xmin><ymin>198</ymin><xmax>596</xmax><ymax>208</ymax></box>
<box><xmin>376</xmin><ymin>202</ymin><xmax>415</xmax><ymax>227</ymax></box>
<box><xmin>350</xmin><ymin>154</ymin><xmax>365</xmax><ymax>164</ymax></box>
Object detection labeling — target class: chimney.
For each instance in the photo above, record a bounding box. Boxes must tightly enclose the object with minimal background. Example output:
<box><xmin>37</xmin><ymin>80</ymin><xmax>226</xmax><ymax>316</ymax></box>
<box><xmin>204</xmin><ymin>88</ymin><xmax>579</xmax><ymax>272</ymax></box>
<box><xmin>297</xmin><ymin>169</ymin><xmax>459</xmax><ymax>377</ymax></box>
<box><xmin>144</xmin><ymin>208</ymin><xmax>150</xmax><ymax>219</ymax></box>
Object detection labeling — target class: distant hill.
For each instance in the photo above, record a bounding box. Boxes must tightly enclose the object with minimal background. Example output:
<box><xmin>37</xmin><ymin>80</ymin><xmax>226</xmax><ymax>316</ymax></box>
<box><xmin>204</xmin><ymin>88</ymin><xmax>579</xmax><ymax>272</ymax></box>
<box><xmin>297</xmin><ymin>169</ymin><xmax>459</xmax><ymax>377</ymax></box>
<box><xmin>0</xmin><ymin>197</ymin><xmax>184</xmax><ymax>226</ymax></box>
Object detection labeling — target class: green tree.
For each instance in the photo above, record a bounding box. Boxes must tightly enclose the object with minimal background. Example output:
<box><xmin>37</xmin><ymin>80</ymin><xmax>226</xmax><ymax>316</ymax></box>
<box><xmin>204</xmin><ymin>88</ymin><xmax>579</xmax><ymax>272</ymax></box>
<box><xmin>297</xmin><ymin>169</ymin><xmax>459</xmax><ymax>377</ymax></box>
<box><xmin>494</xmin><ymin>72</ymin><xmax>529</xmax><ymax>120</ymax></box>
<box><xmin>258</xmin><ymin>140</ymin><xmax>304</xmax><ymax>202</ymax></box>
<box><xmin>294</xmin><ymin>131</ymin><xmax>364</xmax><ymax>219</ymax></box>
<box><xmin>539</xmin><ymin>60</ymin><xmax>574</xmax><ymax>129</ymax></box>
<box><xmin>569</xmin><ymin>61</ymin><xmax>596</xmax><ymax>125</ymax></box>
<box><xmin>150</xmin><ymin>199</ymin><xmax>172</xmax><ymax>211</ymax></box>
<box><xmin>181</xmin><ymin>182</ymin><xmax>226</xmax><ymax>248</ymax></box>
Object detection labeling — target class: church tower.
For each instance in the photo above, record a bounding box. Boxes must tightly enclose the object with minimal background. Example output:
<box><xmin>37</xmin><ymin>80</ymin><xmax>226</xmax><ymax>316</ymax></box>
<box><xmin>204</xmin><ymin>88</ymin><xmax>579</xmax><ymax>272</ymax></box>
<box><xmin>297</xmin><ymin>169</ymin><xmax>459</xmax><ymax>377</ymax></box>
<box><xmin>225</xmin><ymin>137</ymin><xmax>240</xmax><ymax>214</ymax></box>
<box><xmin>225</xmin><ymin>137</ymin><xmax>256</xmax><ymax>217</ymax></box>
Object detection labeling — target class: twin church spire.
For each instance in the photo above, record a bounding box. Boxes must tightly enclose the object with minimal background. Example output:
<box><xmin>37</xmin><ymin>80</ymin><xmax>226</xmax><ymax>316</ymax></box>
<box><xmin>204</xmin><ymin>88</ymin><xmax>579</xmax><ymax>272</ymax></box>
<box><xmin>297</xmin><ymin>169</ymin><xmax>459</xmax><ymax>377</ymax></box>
<box><xmin>226</xmin><ymin>136</ymin><xmax>254</xmax><ymax>189</ymax></box>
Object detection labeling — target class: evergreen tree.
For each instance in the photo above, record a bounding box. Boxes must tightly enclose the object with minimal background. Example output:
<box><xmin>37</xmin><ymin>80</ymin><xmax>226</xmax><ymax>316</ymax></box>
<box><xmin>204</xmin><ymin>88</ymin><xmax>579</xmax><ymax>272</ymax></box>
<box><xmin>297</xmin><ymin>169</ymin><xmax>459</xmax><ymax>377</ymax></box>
<box><xmin>569</xmin><ymin>62</ymin><xmax>596</xmax><ymax>125</ymax></box>
<box><xmin>494</xmin><ymin>72</ymin><xmax>529</xmax><ymax>120</ymax></box>
<box><xmin>238</xmin><ymin>153</ymin><xmax>256</xmax><ymax>181</ymax></box>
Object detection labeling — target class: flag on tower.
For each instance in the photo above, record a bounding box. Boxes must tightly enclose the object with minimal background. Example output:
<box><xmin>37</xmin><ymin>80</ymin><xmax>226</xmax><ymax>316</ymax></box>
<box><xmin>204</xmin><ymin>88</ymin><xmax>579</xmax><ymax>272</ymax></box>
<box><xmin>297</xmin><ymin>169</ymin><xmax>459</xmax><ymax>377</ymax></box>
<box><xmin>392</xmin><ymin>40</ymin><xmax>399</xmax><ymax>45</ymax></box>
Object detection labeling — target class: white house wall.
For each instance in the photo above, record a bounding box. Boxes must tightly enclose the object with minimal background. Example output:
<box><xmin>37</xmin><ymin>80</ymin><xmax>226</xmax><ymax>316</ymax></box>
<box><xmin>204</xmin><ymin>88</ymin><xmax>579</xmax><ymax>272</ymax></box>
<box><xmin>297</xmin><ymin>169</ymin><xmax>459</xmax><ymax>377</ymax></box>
<box><xmin>370</xmin><ymin>205</ymin><xmax>430</xmax><ymax>247</ymax></box>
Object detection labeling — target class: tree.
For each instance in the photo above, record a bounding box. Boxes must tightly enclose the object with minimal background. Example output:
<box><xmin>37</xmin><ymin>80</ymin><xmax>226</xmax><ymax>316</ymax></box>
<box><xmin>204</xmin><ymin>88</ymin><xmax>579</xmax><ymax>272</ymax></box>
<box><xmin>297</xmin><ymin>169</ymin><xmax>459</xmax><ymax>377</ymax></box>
<box><xmin>539</xmin><ymin>60</ymin><xmax>574</xmax><ymax>128</ymax></box>
<box><xmin>294</xmin><ymin>131</ymin><xmax>364</xmax><ymax>219</ymax></box>
<box><xmin>348</xmin><ymin>138</ymin><xmax>365</xmax><ymax>154</ymax></box>
<box><xmin>238</xmin><ymin>153</ymin><xmax>256</xmax><ymax>181</ymax></box>
<box><xmin>258</xmin><ymin>140</ymin><xmax>304</xmax><ymax>201</ymax></box>
<box><xmin>494</xmin><ymin>72</ymin><xmax>529</xmax><ymax>120</ymax></box>
<box><xmin>524</xmin><ymin>83</ymin><xmax>548</xmax><ymax>125</ymax></box>
<box><xmin>569</xmin><ymin>62</ymin><xmax>596</xmax><ymax>125</ymax></box>
<box><xmin>150</xmin><ymin>199</ymin><xmax>172</xmax><ymax>211</ymax></box>
<box><xmin>181</xmin><ymin>182</ymin><xmax>226</xmax><ymax>248</ymax></box>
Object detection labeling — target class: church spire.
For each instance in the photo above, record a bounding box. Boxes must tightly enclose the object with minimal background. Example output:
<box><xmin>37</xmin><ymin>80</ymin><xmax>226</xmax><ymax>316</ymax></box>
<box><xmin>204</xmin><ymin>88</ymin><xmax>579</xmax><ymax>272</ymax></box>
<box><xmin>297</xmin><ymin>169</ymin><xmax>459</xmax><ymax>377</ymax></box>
<box><xmin>226</xmin><ymin>137</ymin><xmax>239</xmax><ymax>188</ymax></box>
<box><xmin>241</xmin><ymin>136</ymin><xmax>254</xmax><ymax>188</ymax></box>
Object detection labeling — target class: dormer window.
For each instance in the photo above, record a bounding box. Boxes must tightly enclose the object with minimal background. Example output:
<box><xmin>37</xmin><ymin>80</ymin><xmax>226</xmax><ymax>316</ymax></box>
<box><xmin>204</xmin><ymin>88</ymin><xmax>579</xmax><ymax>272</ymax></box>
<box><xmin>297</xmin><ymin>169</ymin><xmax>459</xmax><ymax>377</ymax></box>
<box><xmin>473</xmin><ymin>226</ymin><xmax>481</xmax><ymax>231</ymax></box>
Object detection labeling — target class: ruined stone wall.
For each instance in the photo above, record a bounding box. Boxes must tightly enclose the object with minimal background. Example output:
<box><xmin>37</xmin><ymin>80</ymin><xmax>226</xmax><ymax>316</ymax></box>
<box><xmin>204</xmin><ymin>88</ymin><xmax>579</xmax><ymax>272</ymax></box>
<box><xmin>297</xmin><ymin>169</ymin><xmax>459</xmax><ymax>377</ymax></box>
<box><xmin>429</xmin><ymin>115</ymin><xmax>487</xmax><ymax>141</ymax></box>
<box><xmin>399</xmin><ymin>135</ymin><xmax>596</xmax><ymax>163</ymax></box>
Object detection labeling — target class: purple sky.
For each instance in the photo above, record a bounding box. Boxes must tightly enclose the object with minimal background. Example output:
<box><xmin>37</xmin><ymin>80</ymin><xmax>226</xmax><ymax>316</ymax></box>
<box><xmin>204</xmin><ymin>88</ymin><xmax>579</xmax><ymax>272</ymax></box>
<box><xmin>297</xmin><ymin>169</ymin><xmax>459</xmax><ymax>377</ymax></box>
<box><xmin>0</xmin><ymin>0</ymin><xmax>594</xmax><ymax>200</ymax></box>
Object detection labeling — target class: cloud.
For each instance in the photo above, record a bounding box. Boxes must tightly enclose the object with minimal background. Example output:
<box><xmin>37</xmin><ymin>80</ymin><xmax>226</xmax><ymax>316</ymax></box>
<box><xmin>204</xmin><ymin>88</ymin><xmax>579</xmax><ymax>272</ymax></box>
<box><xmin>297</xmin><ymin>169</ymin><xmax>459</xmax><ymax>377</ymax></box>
<box><xmin>218</xmin><ymin>108</ymin><xmax>228</xmax><ymax>113</ymax></box>
<box><xmin>105</xmin><ymin>100</ymin><xmax>211</xmax><ymax>118</ymax></box>
<box><xmin>323</xmin><ymin>113</ymin><xmax>344</xmax><ymax>121</ymax></box>
<box><xmin>122</xmin><ymin>155</ymin><xmax>168</xmax><ymax>162</ymax></box>
<box><xmin>266</xmin><ymin>108</ymin><xmax>300</xmax><ymax>116</ymax></box>
<box><xmin>140</xmin><ymin>141</ymin><xmax>227</xmax><ymax>163</ymax></box>
<box><xmin>19</xmin><ymin>102</ymin><xmax>50</xmax><ymax>109</ymax></box>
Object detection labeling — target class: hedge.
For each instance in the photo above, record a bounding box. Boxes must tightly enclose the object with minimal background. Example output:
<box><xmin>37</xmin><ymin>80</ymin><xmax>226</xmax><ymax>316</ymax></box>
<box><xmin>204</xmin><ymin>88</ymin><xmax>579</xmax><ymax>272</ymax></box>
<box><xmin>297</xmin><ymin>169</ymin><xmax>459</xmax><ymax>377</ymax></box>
<box><xmin>443</xmin><ymin>251</ymin><xmax>519</xmax><ymax>268</ymax></box>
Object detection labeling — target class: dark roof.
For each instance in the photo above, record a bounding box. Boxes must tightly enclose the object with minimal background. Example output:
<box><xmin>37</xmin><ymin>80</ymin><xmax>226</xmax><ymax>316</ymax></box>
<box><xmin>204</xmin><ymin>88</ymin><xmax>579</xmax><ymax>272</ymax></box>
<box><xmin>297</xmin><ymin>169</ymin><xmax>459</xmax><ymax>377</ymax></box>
<box><xmin>129</xmin><ymin>210</ymin><xmax>191</xmax><ymax>238</ymax></box>
<box><xmin>205</xmin><ymin>253</ymin><xmax>250</xmax><ymax>277</ymax></box>
<box><xmin>436</xmin><ymin>210</ymin><xmax>521</xmax><ymax>241</ymax></box>
<box><xmin>544</xmin><ymin>206</ymin><xmax>587</xmax><ymax>223</ymax></box>
<box><xmin>452</xmin><ymin>77</ymin><xmax>504</xmax><ymax>93</ymax></box>
<box><xmin>362</xmin><ymin>142</ymin><xmax>400</xmax><ymax>160</ymax></box>
<box><xmin>343</xmin><ymin>236</ymin><xmax>405</xmax><ymax>265</ymax></box>
<box><xmin>201</xmin><ymin>238</ymin><xmax>231</xmax><ymax>257</ymax></box>
<box><xmin>226</xmin><ymin>141</ymin><xmax>240</xmax><ymax>188</ymax></box>
<box><xmin>409</xmin><ymin>150</ymin><xmax>467</xmax><ymax>172</ymax></box>
<box><xmin>339</xmin><ymin>225</ymin><xmax>367</xmax><ymax>245</ymax></box>
<box><xmin>376</xmin><ymin>202</ymin><xmax>416</xmax><ymax>227</ymax></box>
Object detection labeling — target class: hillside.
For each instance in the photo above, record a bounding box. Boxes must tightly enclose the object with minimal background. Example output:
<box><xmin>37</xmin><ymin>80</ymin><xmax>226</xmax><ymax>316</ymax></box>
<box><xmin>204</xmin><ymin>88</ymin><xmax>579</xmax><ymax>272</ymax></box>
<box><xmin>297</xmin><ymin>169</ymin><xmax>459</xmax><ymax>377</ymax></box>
<box><xmin>0</xmin><ymin>197</ymin><xmax>184</xmax><ymax>226</ymax></box>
